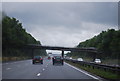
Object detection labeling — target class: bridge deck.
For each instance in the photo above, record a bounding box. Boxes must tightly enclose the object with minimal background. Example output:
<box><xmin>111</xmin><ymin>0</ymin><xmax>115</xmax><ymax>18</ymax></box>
<box><xmin>26</xmin><ymin>44</ymin><xmax>98</xmax><ymax>53</ymax></box>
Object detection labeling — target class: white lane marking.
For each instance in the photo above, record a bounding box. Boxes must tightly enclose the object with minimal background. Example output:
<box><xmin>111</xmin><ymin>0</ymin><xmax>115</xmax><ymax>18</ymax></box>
<box><xmin>3</xmin><ymin>63</ymin><xmax>12</xmax><ymax>65</ymax></box>
<box><xmin>43</xmin><ymin>68</ymin><xmax>45</xmax><ymax>71</ymax></box>
<box><xmin>2</xmin><ymin>63</ymin><xmax>9</xmax><ymax>65</ymax></box>
<box><xmin>20</xmin><ymin>61</ymin><xmax>24</xmax><ymax>62</ymax></box>
<box><xmin>37</xmin><ymin>73</ymin><xmax>41</xmax><ymax>76</ymax></box>
<box><xmin>65</xmin><ymin>62</ymin><xmax>99</xmax><ymax>80</ymax></box>
<box><xmin>6</xmin><ymin>68</ymin><xmax>11</xmax><ymax>70</ymax></box>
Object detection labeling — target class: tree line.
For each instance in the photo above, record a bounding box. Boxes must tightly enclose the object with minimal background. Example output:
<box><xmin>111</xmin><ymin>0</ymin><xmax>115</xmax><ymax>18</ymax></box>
<box><xmin>68</xmin><ymin>29</ymin><xmax>120</xmax><ymax>60</ymax></box>
<box><xmin>2</xmin><ymin>15</ymin><xmax>47</xmax><ymax>58</ymax></box>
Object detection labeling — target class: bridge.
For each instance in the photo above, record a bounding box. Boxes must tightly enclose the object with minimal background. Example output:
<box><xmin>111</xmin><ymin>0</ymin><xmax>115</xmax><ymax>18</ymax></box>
<box><xmin>25</xmin><ymin>44</ymin><xmax>99</xmax><ymax>59</ymax></box>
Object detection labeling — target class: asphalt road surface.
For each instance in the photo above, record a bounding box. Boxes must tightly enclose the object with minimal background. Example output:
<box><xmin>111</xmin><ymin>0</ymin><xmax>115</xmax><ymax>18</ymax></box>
<box><xmin>2</xmin><ymin>58</ymin><xmax>105</xmax><ymax>80</ymax></box>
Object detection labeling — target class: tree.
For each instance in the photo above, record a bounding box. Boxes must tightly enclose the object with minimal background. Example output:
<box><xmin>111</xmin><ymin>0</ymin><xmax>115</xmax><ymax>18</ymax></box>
<box><xmin>70</xmin><ymin>29</ymin><xmax>120</xmax><ymax>60</ymax></box>
<box><xmin>2</xmin><ymin>15</ymin><xmax>47</xmax><ymax>57</ymax></box>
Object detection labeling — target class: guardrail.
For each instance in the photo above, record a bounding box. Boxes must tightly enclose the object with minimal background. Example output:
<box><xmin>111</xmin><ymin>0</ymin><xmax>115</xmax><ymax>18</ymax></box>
<box><xmin>65</xmin><ymin>59</ymin><xmax>120</xmax><ymax>74</ymax></box>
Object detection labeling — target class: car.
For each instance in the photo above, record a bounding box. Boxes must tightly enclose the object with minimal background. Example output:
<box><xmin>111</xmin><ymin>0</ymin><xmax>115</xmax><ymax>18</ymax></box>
<box><xmin>77</xmin><ymin>58</ymin><xmax>83</xmax><ymax>61</ymax></box>
<box><xmin>65</xmin><ymin>57</ymin><xmax>70</xmax><ymax>59</ymax></box>
<box><xmin>48</xmin><ymin>56</ymin><xmax>51</xmax><ymax>60</ymax></box>
<box><xmin>52</xmin><ymin>56</ymin><xmax>64</xmax><ymax>65</ymax></box>
<box><xmin>94</xmin><ymin>59</ymin><xmax>101</xmax><ymax>64</ymax></box>
<box><xmin>32</xmin><ymin>56</ymin><xmax>43</xmax><ymax>64</ymax></box>
<box><xmin>69</xmin><ymin>57</ymin><xmax>72</xmax><ymax>59</ymax></box>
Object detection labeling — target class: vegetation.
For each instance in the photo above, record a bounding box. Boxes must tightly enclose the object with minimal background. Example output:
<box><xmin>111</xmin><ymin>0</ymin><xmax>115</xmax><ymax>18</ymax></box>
<box><xmin>2</xmin><ymin>15</ymin><xmax>47</xmax><ymax>61</ymax></box>
<box><xmin>67</xmin><ymin>29</ymin><xmax>120</xmax><ymax>63</ymax></box>
<box><xmin>65</xmin><ymin>60</ymin><xmax>120</xmax><ymax>80</ymax></box>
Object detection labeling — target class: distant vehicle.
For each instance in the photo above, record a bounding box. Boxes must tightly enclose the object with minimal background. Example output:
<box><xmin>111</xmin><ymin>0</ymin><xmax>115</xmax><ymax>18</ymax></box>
<box><xmin>77</xmin><ymin>58</ymin><xmax>83</xmax><ymax>61</ymax></box>
<box><xmin>32</xmin><ymin>56</ymin><xmax>43</xmax><ymax>64</ymax></box>
<box><xmin>65</xmin><ymin>57</ymin><xmax>70</xmax><ymax>59</ymax></box>
<box><xmin>69</xmin><ymin>57</ymin><xmax>72</xmax><ymax>59</ymax></box>
<box><xmin>48</xmin><ymin>56</ymin><xmax>51</xmax><ymax>60</ymax></box>
<box><xmin>94</xmin><ymin>59</ymin><xmax>101</xmax><ymax>64</ymax></box>
<box><xmin>52</xmin><ymin>56</ymin><xmax>64</xmax><ymax>65</ymax></box>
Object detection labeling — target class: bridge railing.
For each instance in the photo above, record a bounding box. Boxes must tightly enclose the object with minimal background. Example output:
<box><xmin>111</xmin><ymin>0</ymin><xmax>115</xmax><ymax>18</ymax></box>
<box><xmin>65</xmin><ymin>59</ymin><xmax>120</xmax><ymax>74</ymax></box>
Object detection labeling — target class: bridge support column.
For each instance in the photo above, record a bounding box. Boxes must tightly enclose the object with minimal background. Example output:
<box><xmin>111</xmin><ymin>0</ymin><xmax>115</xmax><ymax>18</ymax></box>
<box><xmin>62</xmin><ymin>50</ymin><xmax>64</xmax><ymax>58</ymax></box>
<box><xmin>31</xmin><ymin>49</ymin><xmax>34</xmax><ymax>59</ymax></box>
<box><xmin>93</xmin><ymin>52</ymin><xmax>97</xmax><ymax>62</ymax></box>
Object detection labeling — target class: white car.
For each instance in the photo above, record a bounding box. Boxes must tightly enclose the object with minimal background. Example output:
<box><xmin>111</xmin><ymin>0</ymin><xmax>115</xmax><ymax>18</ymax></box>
<box><xmin>94</xmin><ymin>59</ymin><xmax>101</xmax><ymax>63</ymax></box>
<box><xmin>77</xmin><ymin>58</ymin><xmax>83</xmax><ymax>61</ymax></box>
<box><xmin>69</xmin><ymin>57</ymin><xmax>72</xmax><ymax>59</ymax></box>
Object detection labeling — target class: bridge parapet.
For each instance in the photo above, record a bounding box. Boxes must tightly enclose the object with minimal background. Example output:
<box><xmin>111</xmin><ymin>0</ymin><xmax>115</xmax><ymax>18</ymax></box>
<box><xmin>26</xmin><ymin>44</ymin><xmax>98</xmax><ymax>53</ymax></box>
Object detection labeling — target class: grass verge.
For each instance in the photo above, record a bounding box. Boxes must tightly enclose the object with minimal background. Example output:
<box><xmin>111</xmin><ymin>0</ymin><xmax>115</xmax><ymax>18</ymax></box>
<box><xmin>65</xmin><ymin>60</ymin><xmax>120</xmax><ymax>80</ymax></box>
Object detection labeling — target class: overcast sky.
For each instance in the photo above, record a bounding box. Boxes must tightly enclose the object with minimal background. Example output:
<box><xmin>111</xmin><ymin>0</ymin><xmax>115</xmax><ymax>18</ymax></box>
<box><xmin>2</xmin><ymin>2</ymin><xmax>118</xmax><ymax>52</ymax></box>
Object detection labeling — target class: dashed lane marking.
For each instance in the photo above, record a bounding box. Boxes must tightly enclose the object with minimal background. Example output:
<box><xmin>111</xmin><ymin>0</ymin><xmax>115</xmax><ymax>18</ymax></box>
<box><xmin>43</xmin><ymin>68</ymin><xmax>45</xmax><ymax>71</ymax></box>
<box><xmin>6</xmin><ymin>63</ymin><xmax>9</xmax><ymax>64</ymax></box>
<box><xmin>37</xmin><ymin>73</ymin><xmax>41</xmax><ymax>76</ymax></box>
<box><xmin>6</xmin><ymin>68</ymin><xmax>11</xmax><ymax>70</ymax></box>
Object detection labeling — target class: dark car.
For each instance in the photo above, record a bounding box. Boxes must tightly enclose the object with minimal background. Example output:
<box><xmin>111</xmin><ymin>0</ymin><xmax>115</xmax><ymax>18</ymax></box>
<box><xmin>52</xmin><ymin>56</ymin><xmax>64</xmax><ymax>65</ymax></box>
<box><xmin>48</xmin><ymin>56</ymin><xmax>51</xmax><ymax>60</ymax></box>
<box><xmin>32</xmin><ymin>56</ymin><xmax>43</xmax><ymax>64</ymax></box>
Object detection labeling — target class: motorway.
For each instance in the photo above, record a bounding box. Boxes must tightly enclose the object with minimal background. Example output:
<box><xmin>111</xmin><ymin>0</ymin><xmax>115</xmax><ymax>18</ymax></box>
<box><xmin>2</xmin><ymin>58</ymin><xmax>105</xmax><ymax>80</ymax></box>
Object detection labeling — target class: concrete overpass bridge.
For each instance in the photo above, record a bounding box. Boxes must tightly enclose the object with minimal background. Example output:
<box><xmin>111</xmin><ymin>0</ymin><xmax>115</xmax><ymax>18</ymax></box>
<box><xmin>25</xmin><ymin>44</ymin><xmax>99</xmax><ymax>59</ymax></box>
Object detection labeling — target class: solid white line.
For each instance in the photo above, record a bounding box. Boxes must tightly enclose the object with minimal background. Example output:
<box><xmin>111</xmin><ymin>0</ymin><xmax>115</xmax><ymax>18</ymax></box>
<box><xmin>37</xmin><ymin>73</ymin><xmax>41</xmax><ymax>76</ymax></box>
<box><xmin>65</xmin><ymin>62</ymin><xmax>99</xmax><ymax>80</ymax></box>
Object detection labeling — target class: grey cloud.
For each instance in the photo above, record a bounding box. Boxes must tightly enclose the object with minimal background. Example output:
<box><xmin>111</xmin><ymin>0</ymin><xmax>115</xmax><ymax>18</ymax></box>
<box><xmin>2</xmin><ymin>2</ymin><xmax>118</xmax><ymax>47</ymax></box>
<box><xmin>27</xmin><ymin>23</ymin><xmax>116</xmax><ymax>47</ymax></box>
<box><xmin>2</xmin><ymin>2</ymin><xmax>118</xmax><ymax>27</ymax></box>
